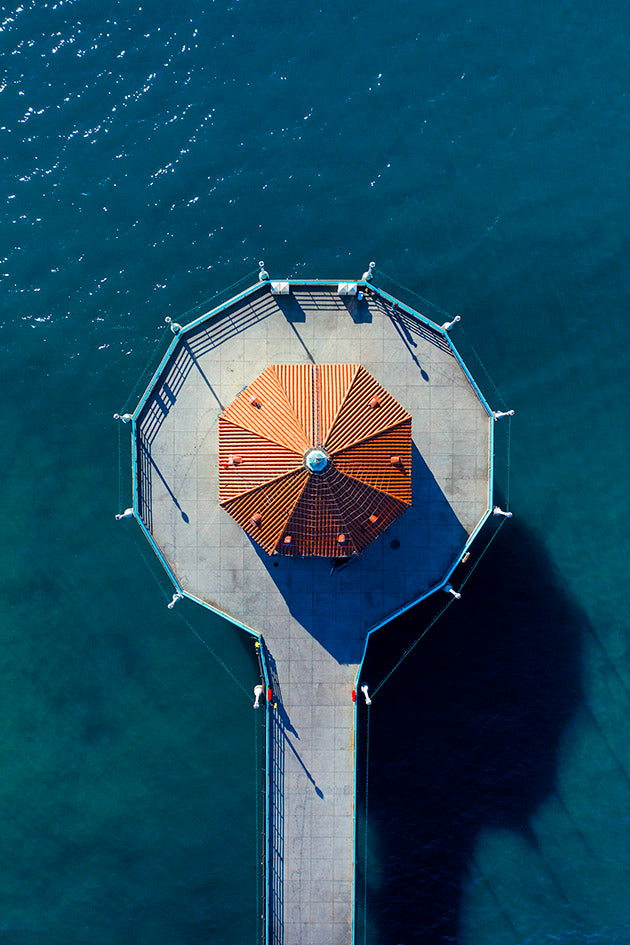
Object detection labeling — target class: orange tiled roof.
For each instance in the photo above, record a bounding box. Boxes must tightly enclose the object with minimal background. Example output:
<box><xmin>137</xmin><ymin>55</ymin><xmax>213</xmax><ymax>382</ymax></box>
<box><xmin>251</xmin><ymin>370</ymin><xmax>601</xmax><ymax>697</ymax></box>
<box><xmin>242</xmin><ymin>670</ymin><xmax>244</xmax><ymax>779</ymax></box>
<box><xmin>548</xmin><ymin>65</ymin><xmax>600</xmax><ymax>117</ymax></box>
<box><xmin>219</xmin><ymin>365</ymin><xmax>412</xmax><ymax>557</ymax></box>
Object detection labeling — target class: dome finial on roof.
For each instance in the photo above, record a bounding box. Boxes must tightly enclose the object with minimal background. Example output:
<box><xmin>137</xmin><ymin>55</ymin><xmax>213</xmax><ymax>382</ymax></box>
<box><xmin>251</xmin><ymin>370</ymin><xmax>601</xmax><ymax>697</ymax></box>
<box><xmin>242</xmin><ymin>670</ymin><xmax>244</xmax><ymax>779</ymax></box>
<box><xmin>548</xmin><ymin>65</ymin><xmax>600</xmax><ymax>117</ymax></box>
<box><xmin>304</xmin><ymin>447</ymin><xmax>329</xmax><ymax>473</ymax></box>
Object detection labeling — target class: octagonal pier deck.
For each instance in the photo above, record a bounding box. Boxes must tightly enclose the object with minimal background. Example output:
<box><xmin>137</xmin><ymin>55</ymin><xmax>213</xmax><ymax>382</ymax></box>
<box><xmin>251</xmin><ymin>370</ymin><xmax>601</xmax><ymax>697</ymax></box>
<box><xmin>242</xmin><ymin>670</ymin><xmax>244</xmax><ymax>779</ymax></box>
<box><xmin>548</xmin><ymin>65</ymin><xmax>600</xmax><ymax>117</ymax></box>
<box><xmin>131</xmin><ymin>280</ymin><xmax>493</xmax><ymax>945</ymax></box>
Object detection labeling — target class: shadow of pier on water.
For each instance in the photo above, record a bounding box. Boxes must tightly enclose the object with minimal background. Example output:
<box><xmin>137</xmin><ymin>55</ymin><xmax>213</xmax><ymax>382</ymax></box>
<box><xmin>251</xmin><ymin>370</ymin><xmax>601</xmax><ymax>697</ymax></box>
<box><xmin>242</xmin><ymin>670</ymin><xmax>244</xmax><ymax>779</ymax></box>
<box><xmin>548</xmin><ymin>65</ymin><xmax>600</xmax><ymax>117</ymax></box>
<box><xmin>356</xmin><ymin>516</ymin><xmax>586</xmax><ymax>945</ymax></box>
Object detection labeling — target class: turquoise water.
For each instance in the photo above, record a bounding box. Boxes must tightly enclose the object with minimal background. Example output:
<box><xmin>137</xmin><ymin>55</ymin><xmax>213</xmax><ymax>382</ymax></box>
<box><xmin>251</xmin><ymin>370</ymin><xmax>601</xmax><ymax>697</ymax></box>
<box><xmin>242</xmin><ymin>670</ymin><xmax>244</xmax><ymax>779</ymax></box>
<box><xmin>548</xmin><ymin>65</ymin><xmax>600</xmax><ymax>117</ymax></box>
<box><xmin>1</xmin><ymin>1</ymin><xmax>629</xmax><ymax>942</ymax></box>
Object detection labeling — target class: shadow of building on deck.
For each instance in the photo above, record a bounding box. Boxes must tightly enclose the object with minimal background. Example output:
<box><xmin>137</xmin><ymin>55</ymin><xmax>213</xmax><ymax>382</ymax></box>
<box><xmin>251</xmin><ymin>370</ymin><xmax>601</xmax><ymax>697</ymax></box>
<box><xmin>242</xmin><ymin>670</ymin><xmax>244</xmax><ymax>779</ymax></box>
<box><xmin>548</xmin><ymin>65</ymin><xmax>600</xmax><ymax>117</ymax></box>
<box><xmin>249</xmin><ymin>443</ymin><xmax>468</xmax><ymax>664</ymax></box>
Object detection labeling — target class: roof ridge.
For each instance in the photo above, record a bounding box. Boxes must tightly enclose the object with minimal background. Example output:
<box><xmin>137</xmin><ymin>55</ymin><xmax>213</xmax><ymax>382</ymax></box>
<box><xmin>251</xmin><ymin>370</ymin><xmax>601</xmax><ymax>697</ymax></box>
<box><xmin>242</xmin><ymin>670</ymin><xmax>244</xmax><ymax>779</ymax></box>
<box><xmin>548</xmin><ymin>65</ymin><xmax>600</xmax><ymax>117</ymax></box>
<box><xmin>219</xmin><ymin>363</ymin><xmax>412</xmax><ymax>557</ymax></box>
<box><xmin>318</xmin><ymin>363</ymin><xmax>361</xmax><ymax>444</ymax></box>
<box><xmin>323</xmin><ymin>366</ymin><xmax>410</xmax><ymax>454</ymax></box>
<box><xmin>331</xmin><ymin>419</ymin><xmax>412</xmax><ymax>506</ymax></box>
<box><xmin>270</xmin><ymin>363</ymin><xmax>315</xmax><ymax>446</ymax></box>
<box><xmin>316</xmin><ymin>468</ymin><xmax>363</xmax><ymax>554</ymax></box>
<box><xmin>220</xmin><ymin>366</ymin><xmax>310</xmax><ymax>454</ymax></box>
<box><xmin>220</xmin><ymin>468</ymin><xmax>309</xmax><ymax>553</ymax></box>
<box><xmin>218</xmin><ymin>417</ymin><xmax>304</xmax><ymax>503</ymax></box>
<box><xmin>328</xmin><ymin>417</ymin><xmax>412</xmax><ymax>456</ymax></box>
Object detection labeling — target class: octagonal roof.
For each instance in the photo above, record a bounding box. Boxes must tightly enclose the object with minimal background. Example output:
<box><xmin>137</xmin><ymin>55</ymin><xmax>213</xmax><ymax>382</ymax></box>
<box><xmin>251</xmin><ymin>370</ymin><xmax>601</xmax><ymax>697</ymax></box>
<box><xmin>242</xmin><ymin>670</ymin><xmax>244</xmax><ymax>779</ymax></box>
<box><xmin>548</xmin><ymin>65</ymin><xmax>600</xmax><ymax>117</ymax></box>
<box><xmin>218</xmin><ymin>364</ymin><xmax>412</xmax><ymax>557</ymax></box>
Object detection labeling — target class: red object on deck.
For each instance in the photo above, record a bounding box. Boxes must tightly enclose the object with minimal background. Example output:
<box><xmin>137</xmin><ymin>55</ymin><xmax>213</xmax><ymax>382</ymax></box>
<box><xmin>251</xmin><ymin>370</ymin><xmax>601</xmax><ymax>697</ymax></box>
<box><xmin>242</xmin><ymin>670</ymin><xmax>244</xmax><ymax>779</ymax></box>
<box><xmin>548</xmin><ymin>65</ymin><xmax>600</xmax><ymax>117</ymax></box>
<box><xmin>351</xmin><ymin>689</ymin><xmax>357</xmax><ymax>703</ymax></box>
<box><xmin>267</xmin><ymin>688</ymin><xmax>272</xmax><ymax>702</ymax></box>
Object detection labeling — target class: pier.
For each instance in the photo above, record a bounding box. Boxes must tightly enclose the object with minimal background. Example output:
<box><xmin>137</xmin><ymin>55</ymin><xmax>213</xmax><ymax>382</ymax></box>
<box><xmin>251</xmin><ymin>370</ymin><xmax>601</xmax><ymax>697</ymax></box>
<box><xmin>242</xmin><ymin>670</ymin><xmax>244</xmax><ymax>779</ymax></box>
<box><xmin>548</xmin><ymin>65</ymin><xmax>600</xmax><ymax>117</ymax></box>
<box><xmin>127</xmin><ymin>278</ymin><xmax>493</xmax><ymax>944</ymax></box>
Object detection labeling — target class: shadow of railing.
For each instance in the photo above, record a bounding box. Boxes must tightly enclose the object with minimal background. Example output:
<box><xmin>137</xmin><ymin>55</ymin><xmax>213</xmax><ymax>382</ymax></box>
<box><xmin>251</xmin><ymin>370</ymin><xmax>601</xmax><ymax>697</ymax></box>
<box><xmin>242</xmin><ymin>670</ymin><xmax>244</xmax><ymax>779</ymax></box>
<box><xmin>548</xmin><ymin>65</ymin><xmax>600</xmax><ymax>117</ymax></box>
<box><xmin>136</xmin><ymin>434</ymin><xmax>153</xmax><ymax>531</ymax></box>
<box><xmin>136</xmin><ymin>435</ymin><xmax>190</xmax><ymax>530</ymax></box>
<box><xmin>135</xmin><ymin>290</ymin><xmax>285</xmax><ymax>527</ymax></box>
<box><xmin>185</xmin><ymin>290</ymin><xmax>279</xmax><ymax>360</ymax></box>
<box><xmin>136</xmin><ymin>343</ymin><xmax>197</xmax><ymax>448</ymax></box>
<box><xmin>263</xmin><ymin>640</ymin><xmax>330</xmax><ymax>945</ymax></box>
<box><xmin>266</xmin><ymin>654</ymin><xmax>286</xmax><ymax>945</ymax></box>
<box><xmin>135</xmin><ymin>289</ymin><xmax>281</xmax><ymax>534</ymax></box>
<box><xmin>386</xmin><ymin>300</ymin><xmax>454</xmax><ymax>355</ymax></box>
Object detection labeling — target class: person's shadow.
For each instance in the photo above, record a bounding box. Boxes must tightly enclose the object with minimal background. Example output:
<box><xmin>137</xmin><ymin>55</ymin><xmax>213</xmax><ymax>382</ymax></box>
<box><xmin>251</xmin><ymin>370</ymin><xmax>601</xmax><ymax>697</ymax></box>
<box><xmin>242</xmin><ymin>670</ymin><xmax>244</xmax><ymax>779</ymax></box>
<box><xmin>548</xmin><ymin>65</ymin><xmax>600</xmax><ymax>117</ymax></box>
<box><xmin>356</xmin><ymin>515</ymin><xmax>585</xmax><ymax>944</ymax></box>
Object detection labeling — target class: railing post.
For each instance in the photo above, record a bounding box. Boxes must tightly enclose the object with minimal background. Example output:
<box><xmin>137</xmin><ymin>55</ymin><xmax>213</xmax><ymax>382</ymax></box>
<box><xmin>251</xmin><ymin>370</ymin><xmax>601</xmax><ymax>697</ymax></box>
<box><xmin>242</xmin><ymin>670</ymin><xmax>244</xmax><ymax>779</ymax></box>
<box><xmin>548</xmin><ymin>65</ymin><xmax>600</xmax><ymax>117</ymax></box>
<box><xmin>253</xmin><ymin>684</ymin><xmax>264</xmax><ymax>708</ymax></box>
<box><xmin>165</xmin><ymin>316</ymin><xmax>182</xmax><ymax>334</ymax></box>
<box><xmin>167</xmin><ymin>592</ymin><xmax>184</xmax><ymax>609</ymax></box>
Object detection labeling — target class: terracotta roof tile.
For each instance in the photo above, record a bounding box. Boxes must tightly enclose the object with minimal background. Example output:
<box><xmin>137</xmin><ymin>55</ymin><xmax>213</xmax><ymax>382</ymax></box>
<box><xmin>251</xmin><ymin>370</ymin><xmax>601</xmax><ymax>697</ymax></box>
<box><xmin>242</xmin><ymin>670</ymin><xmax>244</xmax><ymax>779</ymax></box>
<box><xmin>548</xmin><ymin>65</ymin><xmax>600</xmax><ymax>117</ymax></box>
<box><xmin>324</xmin><ymin>366</ymin><xmax>411</xmax><ymax>454</ymax></box>
<box><xmin>220</xmin><ymin>367</ymin><xmax>310</xmax><ymax>454</ymax></box>
<box><xmin>317</xmin><ymin>363</ymin><xmax>361</xmax><ymax>444</ymax></box>
<box><xmin>273</xmin><ymin>363</ymin><xmax>315</xmax><ymax>445</ymax></box>
<box><xmin>218</xmin><ymin>363</ymin><xmax>412</xmax><ymax>557</ymax></box>
<box><xmin>276</xmin><ymin>465</ymin><xmax>408</xmax><ymax>557</ymax></box>
<box><xmin>333</xmin><ymin>420</ymin><xmax>412</xmax><ymax>505</ymax></box>
<box><xmin>220</xmin><ymin>469</ymin><xmax>309</xmax><ymax>554</ymax></box>
<box><xmin>218</xmin><ymin>418</ymin><xmax>303</xmax><ymax>502</ymax></box>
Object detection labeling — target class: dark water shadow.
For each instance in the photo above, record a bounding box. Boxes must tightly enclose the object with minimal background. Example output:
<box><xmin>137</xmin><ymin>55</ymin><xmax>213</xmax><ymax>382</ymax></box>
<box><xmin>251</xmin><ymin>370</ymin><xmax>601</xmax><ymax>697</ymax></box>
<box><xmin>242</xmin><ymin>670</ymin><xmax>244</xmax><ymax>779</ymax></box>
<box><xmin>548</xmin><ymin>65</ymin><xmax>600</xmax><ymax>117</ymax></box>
<box><xmin>356</xmin><ymin>516</ymin><xmax>585</xmax><ymax>944</ymax></box>
<box><xmin>248</xmin><ymin>444</ymin><xmax>467</xmax><ymax>663</ymax></box>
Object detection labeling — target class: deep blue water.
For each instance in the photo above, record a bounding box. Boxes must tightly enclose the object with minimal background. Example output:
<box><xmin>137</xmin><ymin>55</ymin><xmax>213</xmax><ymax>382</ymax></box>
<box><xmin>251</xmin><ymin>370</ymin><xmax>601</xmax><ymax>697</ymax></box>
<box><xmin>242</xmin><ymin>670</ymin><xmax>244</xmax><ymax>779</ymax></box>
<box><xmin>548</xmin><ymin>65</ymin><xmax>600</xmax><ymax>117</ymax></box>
<box><xmin>1</xmin><ymin>1</ymin><xmax>629</xmax><ymax>943</ymax></box>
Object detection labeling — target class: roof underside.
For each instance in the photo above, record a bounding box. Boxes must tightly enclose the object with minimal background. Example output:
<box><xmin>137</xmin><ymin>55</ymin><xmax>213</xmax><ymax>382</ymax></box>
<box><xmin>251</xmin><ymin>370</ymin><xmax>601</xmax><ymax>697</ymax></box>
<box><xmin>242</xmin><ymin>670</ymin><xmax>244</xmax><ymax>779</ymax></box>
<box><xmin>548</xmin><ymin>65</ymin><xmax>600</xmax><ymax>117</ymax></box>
<box><xmin>218</xmin><ymin>364</ymin><xmax>412</xmax><ymax>557</ymax></box>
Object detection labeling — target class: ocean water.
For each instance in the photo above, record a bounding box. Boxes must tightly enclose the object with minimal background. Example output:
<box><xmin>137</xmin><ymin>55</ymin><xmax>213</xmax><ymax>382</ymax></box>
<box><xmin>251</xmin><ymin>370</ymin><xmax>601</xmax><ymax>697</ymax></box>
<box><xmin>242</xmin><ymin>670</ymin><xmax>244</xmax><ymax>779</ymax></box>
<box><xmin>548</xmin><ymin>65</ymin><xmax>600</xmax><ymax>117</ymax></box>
<box><xmin>1</xmin><ymin>1</ymin><xmax>629</xmax><ymax>943</ymax></box>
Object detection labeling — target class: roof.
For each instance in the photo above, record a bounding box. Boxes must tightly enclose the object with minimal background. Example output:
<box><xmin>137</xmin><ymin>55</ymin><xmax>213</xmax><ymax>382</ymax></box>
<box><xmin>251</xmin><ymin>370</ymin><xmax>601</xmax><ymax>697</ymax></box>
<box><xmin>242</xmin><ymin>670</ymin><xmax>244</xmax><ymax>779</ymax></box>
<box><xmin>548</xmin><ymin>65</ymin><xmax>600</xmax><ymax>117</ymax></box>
<box><xmin>218</xmin><ymin>364</ymin><xmax>412</xmax><ymax>557</ymax></box>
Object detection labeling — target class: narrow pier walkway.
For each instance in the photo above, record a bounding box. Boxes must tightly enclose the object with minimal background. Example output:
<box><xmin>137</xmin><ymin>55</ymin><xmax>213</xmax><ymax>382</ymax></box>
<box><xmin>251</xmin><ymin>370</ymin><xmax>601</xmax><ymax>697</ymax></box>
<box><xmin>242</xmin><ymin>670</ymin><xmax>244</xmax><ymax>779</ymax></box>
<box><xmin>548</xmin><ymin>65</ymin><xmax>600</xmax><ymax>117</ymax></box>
<box><xmin>133</xmin><ymin>281</ymin><xmax>492</xmax><ymax>944</ymax></box>
<box><xmin>266</xmin><ymin>639</ymin><xmax>359</xmax><ymax>945</ymax></box>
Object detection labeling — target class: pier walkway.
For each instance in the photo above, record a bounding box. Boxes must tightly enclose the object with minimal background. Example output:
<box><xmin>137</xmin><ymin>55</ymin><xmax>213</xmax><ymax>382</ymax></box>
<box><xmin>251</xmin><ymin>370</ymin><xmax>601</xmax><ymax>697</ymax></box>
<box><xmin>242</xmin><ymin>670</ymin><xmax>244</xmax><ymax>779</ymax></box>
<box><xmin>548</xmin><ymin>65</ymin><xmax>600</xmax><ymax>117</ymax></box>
<box><xmin>132</xmin><ymin>281</ymin><xmax>492</xmax><ymax>944</ymax></box>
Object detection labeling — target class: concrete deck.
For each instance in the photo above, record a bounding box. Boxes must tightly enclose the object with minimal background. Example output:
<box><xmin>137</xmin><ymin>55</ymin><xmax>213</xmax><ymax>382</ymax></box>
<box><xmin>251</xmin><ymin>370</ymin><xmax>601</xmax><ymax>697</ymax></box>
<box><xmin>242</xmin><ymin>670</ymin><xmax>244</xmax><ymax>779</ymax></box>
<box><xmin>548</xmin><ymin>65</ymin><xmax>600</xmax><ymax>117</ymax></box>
<box><xmin>133</xmin><ymin>282</ymin><xmax>492</xmax><ymax>945</ymax></box>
